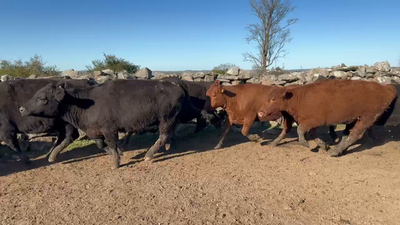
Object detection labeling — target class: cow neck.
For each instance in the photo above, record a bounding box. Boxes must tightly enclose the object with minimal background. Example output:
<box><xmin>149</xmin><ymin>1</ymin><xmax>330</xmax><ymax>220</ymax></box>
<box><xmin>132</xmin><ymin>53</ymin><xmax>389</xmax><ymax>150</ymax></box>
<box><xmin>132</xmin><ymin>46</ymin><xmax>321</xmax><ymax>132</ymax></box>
<box><xmin>60</xmin><ymin>88</ymin><xmax>92</xmax><ymax>129</ymax></box>
<box><xmin>221</xmin><ymin>86</ymin><xmax>236</xmax><ymax>110</ymax></box>
<box><xmin>282</xmin><ymin>87</ymin><xmax>301</xmax><ymax>118</ymax></box>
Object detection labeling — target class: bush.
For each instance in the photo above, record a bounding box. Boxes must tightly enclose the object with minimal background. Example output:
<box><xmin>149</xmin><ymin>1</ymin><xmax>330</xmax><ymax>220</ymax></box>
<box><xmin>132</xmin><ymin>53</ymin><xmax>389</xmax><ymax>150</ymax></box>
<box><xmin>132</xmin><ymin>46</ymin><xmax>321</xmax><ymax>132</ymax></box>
<box><xmin>212</xmin><ymin>63</ymin><xmax>237</xmax><ymax>74</ymax></box>
<box><xmin>0</xmin><ymin>54</ymin><xmax>58</xmax><ymax>78</ymax></box>
<box><xmin>86</xmin><ymin>53</ymin><xmax>140</xmax><ymax>74</ymax></box>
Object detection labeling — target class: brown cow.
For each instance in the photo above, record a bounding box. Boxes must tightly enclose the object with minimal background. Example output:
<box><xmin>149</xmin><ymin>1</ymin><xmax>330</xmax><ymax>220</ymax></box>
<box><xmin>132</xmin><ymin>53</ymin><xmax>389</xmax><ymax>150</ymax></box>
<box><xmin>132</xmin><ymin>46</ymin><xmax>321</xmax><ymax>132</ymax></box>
<box><xmin>257</xmin><ymin>79</ymin><xmax>397</xmax><ymax>156</ymax></box>
<box><xmin>205</xmin><ymin>80</ymin><xmax>285</xmax><ymax>149</ymax></box>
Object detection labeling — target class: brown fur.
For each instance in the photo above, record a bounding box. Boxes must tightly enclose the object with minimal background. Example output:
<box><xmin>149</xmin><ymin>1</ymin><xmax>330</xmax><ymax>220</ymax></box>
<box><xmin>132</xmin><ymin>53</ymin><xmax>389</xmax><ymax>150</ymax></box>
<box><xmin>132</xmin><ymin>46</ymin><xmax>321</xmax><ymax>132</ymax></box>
<box><xmin>258</xmin><ymin>79</ymin><xmax>397</xmax><ymax>156</ymax></box>
<box><xmin>205</xmin><ymin>80</ymin><xmax>285</xmax><ymax>149</ymax></box>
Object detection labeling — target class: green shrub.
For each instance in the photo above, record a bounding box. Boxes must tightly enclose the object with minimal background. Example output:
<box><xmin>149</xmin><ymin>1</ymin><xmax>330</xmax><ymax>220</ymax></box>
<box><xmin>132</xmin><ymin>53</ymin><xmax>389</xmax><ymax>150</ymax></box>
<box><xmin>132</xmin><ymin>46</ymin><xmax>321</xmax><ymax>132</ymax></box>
<box><xmin>86</xmin><ymin>53</ymin><xmax>140</xmax><ymax>74</ymax></box>
<box><xmin>212</xmin><ymin>63</ymin><xmax>237</xmax><ymax>74</ymax></box>
<box><xmin>0</xmin><ymin>54</ymin><xmax>58</xmax><ymax>78</ymax></box>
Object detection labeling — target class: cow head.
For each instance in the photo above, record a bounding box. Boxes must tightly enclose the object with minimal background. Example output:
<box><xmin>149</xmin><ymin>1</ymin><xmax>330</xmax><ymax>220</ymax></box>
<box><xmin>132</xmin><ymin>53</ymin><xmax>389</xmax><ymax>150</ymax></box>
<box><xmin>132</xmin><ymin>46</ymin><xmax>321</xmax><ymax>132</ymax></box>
<box><xmin>257</xmin><ymin>87</ymin><xmax>293</xmax><ymax>119</ymax></box>
<box><xmin>20</xmin><ymin>83</ymin><xmax>66</xmax><ymax>117</ymax></box>
<box><xmin>205</xmin><ymin>80</ymin><xmax>228</xmax><ymax>112</ymax></box>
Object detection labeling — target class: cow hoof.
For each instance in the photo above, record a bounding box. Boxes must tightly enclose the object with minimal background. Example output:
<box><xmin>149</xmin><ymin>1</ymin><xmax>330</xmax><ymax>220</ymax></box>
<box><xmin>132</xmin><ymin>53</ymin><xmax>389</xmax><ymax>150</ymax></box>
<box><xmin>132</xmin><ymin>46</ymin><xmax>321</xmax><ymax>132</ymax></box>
<box><xmin>320</xmin><ymin>144</ymin><xmax>328</xmax><ymax>151</ymax></box>
<box><xmin>214</xmin><ymin>144</ymin><xmax>222</xmax><ymax>150</ymax></box>
<box><xmin>328</xmin><ymin>150</ymin><xmax>341</xmax><ymax>157</ymax></box>
<box><xmin>247</xmin><ymin>134</ymin><xmax>261</xmax><ymax>142</ymax></box>
<box><xmin>165</xmin><ymin>143</ymin><xmax>171</xmax><ymax>151</ymax></box>
<box><xmin>299</xmin><ymin>141</ymin><xmax>310</xmax><ymax>148</ymax></box>
<box><xmin>48</xmin><ymin>157</ymin><xmax>56</xmax><ymax>163</ymax></box>
<box><xmin>144</xmin><ymin>156</ymin><xmax>153</xmax><ymax>161</ymax></box>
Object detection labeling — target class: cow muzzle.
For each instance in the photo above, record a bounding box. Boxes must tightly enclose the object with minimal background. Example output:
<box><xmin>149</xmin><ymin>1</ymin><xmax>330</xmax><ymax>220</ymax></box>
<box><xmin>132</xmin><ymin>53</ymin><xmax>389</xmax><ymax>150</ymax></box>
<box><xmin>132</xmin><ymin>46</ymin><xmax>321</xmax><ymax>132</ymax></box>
<box><xmin>258</xmin><ymin>111</ymin><xmax>268</xmax><ymax>118</ymax></box>
<box><xmin>19</xmin><ymin>106</ymin><xmax>29</xmax><ymax>116</ymax></box>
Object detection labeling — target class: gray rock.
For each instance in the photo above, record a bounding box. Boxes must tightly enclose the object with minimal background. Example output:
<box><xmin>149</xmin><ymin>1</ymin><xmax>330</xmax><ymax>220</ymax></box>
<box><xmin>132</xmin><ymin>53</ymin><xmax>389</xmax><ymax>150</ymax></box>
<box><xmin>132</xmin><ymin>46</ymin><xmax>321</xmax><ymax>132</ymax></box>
<box><xmin>217</xmin><ymin>79</ymin><xmax>230</xmax><ymax>83</ymax></box>
<box><xmin>61</xmin><ymin>69</ymin><xmax>79</xmax><ymax>78</ymax></box>
<box><xmin>153</xmin><ymin>73</ymin><xmax>168</xmax><ymax>80</ymax></box>
<box><xmin>376</xmin><ymin>76</ymin><xmax>392</xmax><ymax>84</ymax></box>
<box><xmin>226</xmin><ymin>66</ymin><xmax>240</xmax><ymax>76</ymax></box>
<box><xmin>96</xmin><ymin>76</ymin><xmax>112</xmax><ymax>84</ymax></box>
<box><xmin>231</xmin><ymin>80</ymin><xmax>241</xmax><ymax>85</ymax></box>
<box><xmin>1</xmin><ymin>75</ymin><xmax>11</xmax><ymax>82</ymax></box>
<box><xmin>194</xmin><ymin>78</ymin><xmax>203</xmax><ymax>82</ymax></box>
<box><xmin>278</xmin><ymin>74</ymin><xmax>299</xmax><ymax>82</ymax></box>
<box><xmin>340</xmin><ymin>63</ymin><xmax>346</xmax><ymax>67</ymax></box>
<box><xmin>261</xmin><ymin>79</ymin><xmax>274</xmax><ymax>86</ymax></box>
<box><xmin>314</xmin><ymin>75</ymin><xmax>326</xmax><ymax>82</ymax></box>
<box><xmin>350</xmin><ymin>76</ymin><xmax>362</xmax><ymax>80</ymax></box>
<box><xmin>193</xmin><ymin>72</ymin><xmax>205</xmax><ymax>79</ymax></box>
<box><xmin>134</xmin><ymin>67</ymin><xmax>152</xmax><ymax>79</ymax></box>
<box><xmin>273</xmin><ymin>80</ymin><xmax>287</xmax><ymax>86</ymax></box>
<box><xmin>117</xmin><ymin>70</ymin><xmax>129</xmax><ymax>79</ymax></box>
<box><xmin>373</xmin><ymin>61</ymin><xmax>391</xmax><ymax>72</ymax></box>
<box><xmin>374</xmin><ymin>72</ymin><xmax>385</xmax><ymax>77</ymax></box>
<box><xmin>365</xmin><ymin>73</ymin><xmax>374</xmax><ymax>78</ymax></box>
<box><xmin>309</xmin><ymin>68</ymin><xmax>330</xmax><ymax>77</ymax></box>
<box><xmin>102</xmin><ymin>69</ymin><xmax>115</xmax><ymax>75</ymax></box>
<box><xmin>331</xmin><ymin>71</ymin><xmax>347</xmax><ymax>79</ymax></box>
<box><xmin>28</xmin><ymin>74</ymin><xmax>38</xmax><ymax>79</ymax></box>
<box><xmin>204</xmin><ymin>75</ymin><xmax>215</xmax><ymax>82</ymax></box>
<box><xmin>238</xmin><ymin>70</ymin><xmax>252</xmax><ymax>79</ymax></box>
<box><xmin>246</xmin><ymin>77</ymin><xmax>260</xmax><ymax>84</ymax></box>
<box><xmin>217</xmin><ymin>74</ymin><xmax>239</xmax><ymax>80</ymax></box>
<box><xmin>181</xmin><ymin>72</ymin><xmax>193</xmax><ymax>81</ymax></box>
<box><xmin>355</xmin><ymin>67</ymin><xmax>366</xmax><ymax>77</ymax></box>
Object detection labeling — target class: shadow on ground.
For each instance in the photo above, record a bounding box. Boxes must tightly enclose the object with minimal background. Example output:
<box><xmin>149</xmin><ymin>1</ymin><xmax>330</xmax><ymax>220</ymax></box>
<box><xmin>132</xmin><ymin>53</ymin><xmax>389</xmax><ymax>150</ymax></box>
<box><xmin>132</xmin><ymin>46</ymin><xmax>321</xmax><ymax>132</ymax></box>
<box><xmin>2</xmin><ymin>123</ymin><xmax>399</xmax><ymax>176</ymax></box>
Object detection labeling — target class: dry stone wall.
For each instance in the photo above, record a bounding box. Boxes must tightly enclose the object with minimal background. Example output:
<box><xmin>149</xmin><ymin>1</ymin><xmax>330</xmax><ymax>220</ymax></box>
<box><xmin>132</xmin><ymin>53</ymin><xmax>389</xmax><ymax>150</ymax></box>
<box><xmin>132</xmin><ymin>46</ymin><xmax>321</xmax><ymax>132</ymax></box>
<box><xmin>1</xmin><ymin>61</ymin><xmax>399</xmax><ymax>87</ymax></box>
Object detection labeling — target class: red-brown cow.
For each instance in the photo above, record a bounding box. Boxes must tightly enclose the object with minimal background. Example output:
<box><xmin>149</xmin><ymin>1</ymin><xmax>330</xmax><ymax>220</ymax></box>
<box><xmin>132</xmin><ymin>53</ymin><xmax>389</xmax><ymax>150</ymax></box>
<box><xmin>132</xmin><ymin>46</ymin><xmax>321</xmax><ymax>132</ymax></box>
<box><xmin>257</xmin><ymin>79</ymin><xmax>397</xmax><ymax>156</ymax></box>
<box><xmin>204</xmin><ymin>80</ymin><xmax>298</xmax><ymax>149</ymax></box>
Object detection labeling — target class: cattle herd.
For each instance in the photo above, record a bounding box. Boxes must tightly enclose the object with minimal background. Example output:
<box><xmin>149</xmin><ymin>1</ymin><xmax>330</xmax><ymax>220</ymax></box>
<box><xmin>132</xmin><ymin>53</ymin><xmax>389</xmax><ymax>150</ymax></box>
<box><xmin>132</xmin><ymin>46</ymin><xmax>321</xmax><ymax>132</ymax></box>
<box><xmin>0</xmin><ymin>76</ymin><xmax>397</xmax><ymax>169</ymax></box>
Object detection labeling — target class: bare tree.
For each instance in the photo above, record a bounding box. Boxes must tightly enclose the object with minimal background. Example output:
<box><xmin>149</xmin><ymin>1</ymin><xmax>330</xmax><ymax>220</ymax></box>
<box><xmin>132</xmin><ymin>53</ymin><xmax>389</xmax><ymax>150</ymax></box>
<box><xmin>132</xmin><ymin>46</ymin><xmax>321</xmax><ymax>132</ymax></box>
<box><xmin>243</xmin><ymin>0</ymin><xmax>298</xmax><ymax>71</ymax></box>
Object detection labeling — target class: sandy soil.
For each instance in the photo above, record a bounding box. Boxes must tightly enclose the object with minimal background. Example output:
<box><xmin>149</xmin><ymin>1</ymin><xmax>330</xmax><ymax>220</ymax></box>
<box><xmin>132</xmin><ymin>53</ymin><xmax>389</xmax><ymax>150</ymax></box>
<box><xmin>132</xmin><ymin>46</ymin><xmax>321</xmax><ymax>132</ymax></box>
<box><xmin>1</xmin><ymin>124</ymin><xmax>400</xmax><ymax>225</ymax></box>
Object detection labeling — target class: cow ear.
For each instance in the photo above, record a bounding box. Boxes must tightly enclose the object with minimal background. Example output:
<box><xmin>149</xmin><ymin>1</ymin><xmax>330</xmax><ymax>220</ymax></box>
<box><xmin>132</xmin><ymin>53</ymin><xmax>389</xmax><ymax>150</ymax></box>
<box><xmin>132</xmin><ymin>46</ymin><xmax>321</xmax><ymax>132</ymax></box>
<box><xmin>55</xmin><ymin>85</ymin><xmax>65</xmax><ymax>101</ymax></box>
<box><xmin>282</xmin><ymin>91</ymin><xmax>293</xmax><ymax>100</ymax></box>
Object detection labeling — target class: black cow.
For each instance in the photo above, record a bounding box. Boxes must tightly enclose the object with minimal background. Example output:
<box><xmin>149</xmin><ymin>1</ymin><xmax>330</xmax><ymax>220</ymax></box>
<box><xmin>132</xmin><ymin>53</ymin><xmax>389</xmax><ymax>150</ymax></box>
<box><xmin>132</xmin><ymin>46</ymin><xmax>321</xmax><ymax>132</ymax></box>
<box><xmin>20</xmin><ymin>79</ymin><xmax>209</xmax><ymax>168</ymax></box>
<box><xmin>0</xmin><ymin>78</ymin><xmax>96</xmax><ymax>164</ymax></box>
<box><xmin>121</xmin><ymin>77</ymin><xmax>225</xmax><ymax>146</ymax></box>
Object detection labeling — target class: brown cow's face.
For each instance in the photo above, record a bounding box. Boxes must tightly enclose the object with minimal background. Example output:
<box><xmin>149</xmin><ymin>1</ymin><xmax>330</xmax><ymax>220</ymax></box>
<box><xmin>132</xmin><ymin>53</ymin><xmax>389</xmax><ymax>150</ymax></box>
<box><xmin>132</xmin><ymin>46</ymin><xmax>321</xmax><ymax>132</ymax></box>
<box><xmin>205</xmin><ymin>80</ymin><xmax>227</xmax><ymax>111</ymax></box>
<box><xmin>258</xmin><ymin>88</ymin><xmax>292</xmax><ymax>119</ymax></box>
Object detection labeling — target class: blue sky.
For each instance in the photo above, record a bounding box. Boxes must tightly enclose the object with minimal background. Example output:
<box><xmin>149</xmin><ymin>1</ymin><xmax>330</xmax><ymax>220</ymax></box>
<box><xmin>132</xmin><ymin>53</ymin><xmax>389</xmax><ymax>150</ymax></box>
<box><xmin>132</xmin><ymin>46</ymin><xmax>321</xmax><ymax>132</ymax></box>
<box><xmin>1</xmin><ymin>0</ymin><xmax>399</xmax><ymax>71</ymax></box>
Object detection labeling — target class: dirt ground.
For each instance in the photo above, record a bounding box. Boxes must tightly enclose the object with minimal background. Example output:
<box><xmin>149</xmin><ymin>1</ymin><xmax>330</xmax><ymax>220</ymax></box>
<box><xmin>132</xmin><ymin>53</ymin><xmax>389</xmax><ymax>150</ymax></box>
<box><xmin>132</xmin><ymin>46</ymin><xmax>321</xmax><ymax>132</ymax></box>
<box><xmin>1</xmin><ymin>124</ymin><xmax>400</xmax><ymax>225</ymax></box>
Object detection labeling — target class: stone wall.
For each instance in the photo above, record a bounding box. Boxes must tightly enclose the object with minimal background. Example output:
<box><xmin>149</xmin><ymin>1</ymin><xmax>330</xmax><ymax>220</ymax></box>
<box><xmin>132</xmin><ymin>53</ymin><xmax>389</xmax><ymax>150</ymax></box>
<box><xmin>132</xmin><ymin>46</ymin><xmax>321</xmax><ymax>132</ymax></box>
<box><xmin>1</xmin><ymin>61</ymin><xmax>399</xmax><ymax>86</ymax></box>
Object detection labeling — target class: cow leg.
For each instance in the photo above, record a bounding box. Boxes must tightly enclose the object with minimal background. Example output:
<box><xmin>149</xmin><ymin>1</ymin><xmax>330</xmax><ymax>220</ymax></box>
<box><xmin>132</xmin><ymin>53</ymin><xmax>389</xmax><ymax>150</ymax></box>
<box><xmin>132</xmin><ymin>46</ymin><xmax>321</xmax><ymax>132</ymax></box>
<box><xmin>270</xmin><ymin>116</ymin><xmax>294</xmax><ymax>147</ymax></box>
<box><xmin>297</xmin><ymin>125</ymin><xmax>310</xmax><ymax>148</ymax></box>
<box><xmin>309</xmin><ymin>128</ymin><xmax>328</xmax><ymax>151</ymax></box>
<box><xmin>328</xmin><ymin>126</ymin><xmax>338</xmax><ymax>142</ymax></box>
<box><xmin>102</xmin><ymin>130</ymin><xmax>120</xmax><ymax>169</ymax></box>
<box><xmin>1</xmin><ymin>133</ymin><xmax>30</xmax><ymax>164</ymax></box>
<box><xmin>48</xmin><ymin>125</ymin><xmax>80</xmax><ymax>163</ymax></box>
<box><xmin>242</xmin><ymin>117</ymin><xmax>259</xmax><ymax>141</ymax></box>
<box><xmin>194</xmin><ymin>116</ymin><xmax>207</xmax><ymax>133</ymax></box>
<box><xmin>121</xmin><ymin>131</ymin><xmax>134</xmax><ymax>147</ymax></box>
<box><xmin>329</xmin><ymin>118</ymin><xmax>374</xmax><ymax>157</ymax></box>
<box><xmin>214</xmin><ymin>117</ymin><xmax>232</xmax><ymax>149</ymax></box>
<box><xmin>145</xmin><ymin>119</ymin><xmax>176</xmax><ymax>161</ymax></box>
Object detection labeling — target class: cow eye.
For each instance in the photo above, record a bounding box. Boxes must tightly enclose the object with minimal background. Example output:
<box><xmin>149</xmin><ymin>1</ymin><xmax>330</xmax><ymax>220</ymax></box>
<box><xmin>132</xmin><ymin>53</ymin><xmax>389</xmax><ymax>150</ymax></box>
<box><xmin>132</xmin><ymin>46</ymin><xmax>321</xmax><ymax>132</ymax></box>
<box><xmin>271</xmin><ymin>97</ymin><xmax>276</xmax><ymax>102</ymax></box>
<box><xmin>212</xmin><ymin>94</ymin><xmax>216</xmax><ymax>98</ymax></box>
<box><xmin>37</xmin><ymin>97</ymin><xmax>48</xmax><ymax>104</ymax></box>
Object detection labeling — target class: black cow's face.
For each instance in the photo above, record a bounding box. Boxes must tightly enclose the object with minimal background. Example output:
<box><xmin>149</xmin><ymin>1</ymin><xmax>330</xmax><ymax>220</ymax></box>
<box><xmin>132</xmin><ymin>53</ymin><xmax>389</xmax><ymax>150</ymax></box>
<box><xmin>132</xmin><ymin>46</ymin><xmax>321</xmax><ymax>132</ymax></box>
<box><xmin>20</xmin><ymin>83</ymin><xmax>66</xmax><ymax>117</ymax></box>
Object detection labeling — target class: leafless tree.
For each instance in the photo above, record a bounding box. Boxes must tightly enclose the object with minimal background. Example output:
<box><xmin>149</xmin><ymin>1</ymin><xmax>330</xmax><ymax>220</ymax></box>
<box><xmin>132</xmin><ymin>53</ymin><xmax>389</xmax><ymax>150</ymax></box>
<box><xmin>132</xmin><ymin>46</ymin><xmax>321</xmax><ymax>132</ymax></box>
<box><xmin>243</xmin><ymin>0</ymin><xmax>298</xmax><ymax>71</ymax></box>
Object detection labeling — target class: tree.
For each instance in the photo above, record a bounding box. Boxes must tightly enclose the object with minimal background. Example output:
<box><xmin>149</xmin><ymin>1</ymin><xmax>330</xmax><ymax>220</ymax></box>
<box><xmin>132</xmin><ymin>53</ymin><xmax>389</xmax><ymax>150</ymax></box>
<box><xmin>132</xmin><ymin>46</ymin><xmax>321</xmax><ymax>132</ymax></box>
<box><xmin>0</xmin><ymin>54</ymin><xmax>58</xmax><ymax>77</ymax></box>
<box><xmin>243</xmin><ymin>0</ymin><xmax>298</xmax><ymax>71</ymax></box>
<box><xmin>212</xmin><ymin>63</ymin><xmax>237</xmax><ymax>74</ymax></box>
<box><xmin>86</xmin><ymin>53</ymin><xmax>140</xmax><ymax>74</ymax></box>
